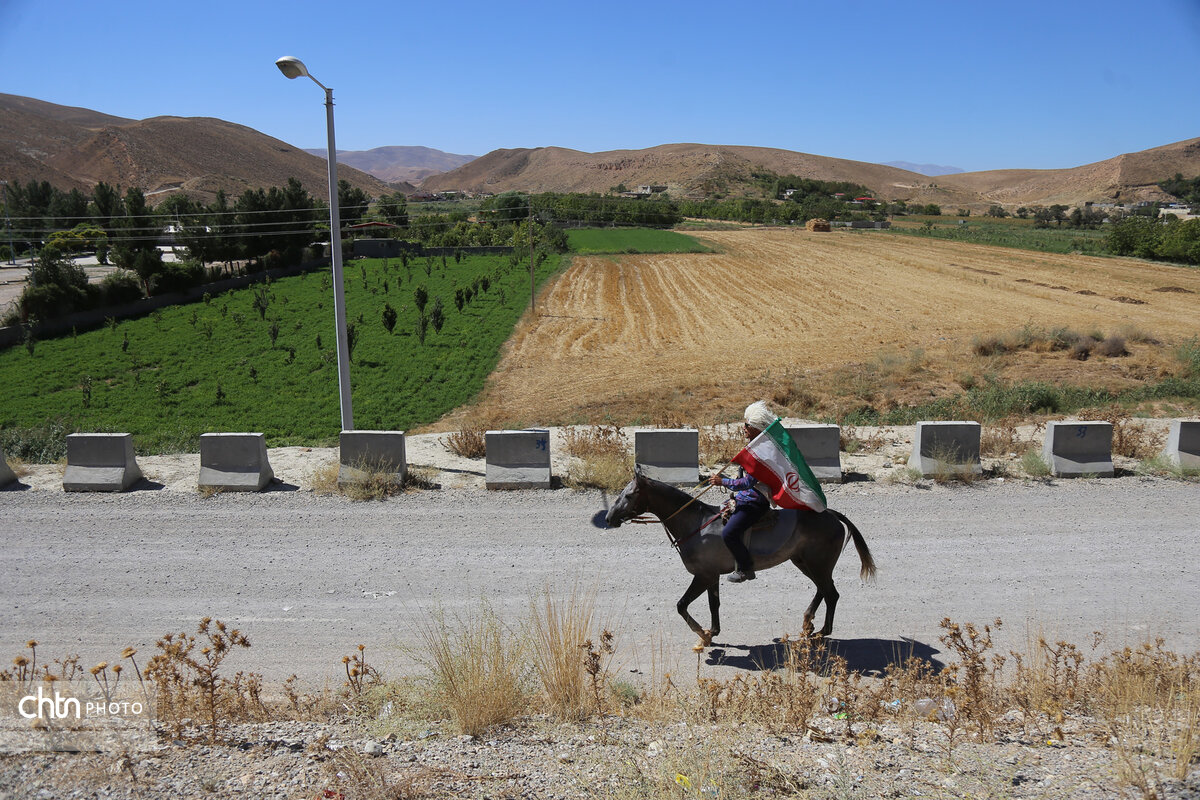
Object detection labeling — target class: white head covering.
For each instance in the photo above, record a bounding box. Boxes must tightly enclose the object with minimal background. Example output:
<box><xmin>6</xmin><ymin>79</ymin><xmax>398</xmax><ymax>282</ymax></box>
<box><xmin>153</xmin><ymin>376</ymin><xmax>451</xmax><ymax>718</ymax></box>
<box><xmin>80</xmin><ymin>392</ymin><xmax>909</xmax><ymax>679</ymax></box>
<box><xmin>744</xmin><ymin>401</ymin><xmax>777</xmax><ymax>433</ymax></box>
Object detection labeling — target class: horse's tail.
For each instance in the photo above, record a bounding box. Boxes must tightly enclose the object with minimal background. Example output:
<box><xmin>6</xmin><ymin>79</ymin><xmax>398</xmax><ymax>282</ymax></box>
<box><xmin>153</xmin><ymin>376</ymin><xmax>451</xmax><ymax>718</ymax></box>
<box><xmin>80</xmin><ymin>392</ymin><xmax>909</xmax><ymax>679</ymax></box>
<box><xmin>831</xmin><ymin>509</ymin><xmax>877</xmax><ymax>583</ymax></box>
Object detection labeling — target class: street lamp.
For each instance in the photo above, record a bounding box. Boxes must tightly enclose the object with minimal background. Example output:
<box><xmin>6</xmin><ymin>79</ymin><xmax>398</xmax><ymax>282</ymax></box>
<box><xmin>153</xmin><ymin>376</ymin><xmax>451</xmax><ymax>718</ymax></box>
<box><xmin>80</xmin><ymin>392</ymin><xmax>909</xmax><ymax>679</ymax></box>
<box><xmin>275</xmin><ymin>56</ymin><xmax>354</xmax><ymax>431</ymax></box>
<box><xmin>1</xmin><ymin>180</ymin><xmax>13</xmax><ymax>265</ymax></box>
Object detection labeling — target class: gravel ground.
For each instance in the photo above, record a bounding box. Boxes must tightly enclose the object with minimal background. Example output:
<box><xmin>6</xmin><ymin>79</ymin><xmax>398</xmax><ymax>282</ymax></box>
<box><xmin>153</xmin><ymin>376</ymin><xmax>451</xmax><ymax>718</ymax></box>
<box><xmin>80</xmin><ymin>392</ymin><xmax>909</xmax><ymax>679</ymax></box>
<box><xmin>1</xmin><ymin>427</ymin><xmax>1197</xmax><ymax>798</ymax></box>
<box><xmin>1</xmin><ymin>710</ymin><xmax>1199</xmax><ymax>799</ymax></box>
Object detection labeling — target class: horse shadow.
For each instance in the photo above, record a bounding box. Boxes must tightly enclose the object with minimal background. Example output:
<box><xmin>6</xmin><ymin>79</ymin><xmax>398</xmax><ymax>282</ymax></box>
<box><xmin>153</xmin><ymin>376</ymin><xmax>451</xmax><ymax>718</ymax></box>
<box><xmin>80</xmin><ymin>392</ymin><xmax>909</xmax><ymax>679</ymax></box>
<box><xmin>705</xmin><ymin>636</ymin><xmax>944</xmax><ymax>676</ymax></box>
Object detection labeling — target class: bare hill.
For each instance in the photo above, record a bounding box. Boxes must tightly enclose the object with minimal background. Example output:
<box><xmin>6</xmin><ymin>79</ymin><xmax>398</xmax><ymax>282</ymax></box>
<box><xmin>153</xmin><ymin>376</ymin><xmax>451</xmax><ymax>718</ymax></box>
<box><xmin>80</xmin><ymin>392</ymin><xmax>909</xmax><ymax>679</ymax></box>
<box><xmin>422</xmin><ymin>140</ymin><xmax>1200</xmax><ymax>211</ymax></box>
<box><xmin>940</xmin><ymin>137</ymin><xmax>1200</xmax><ymax>206</ymax></box>
<box><xmin>419</xmin><ymin>143</ymin><xmax>969</xmax><ymax>203</ymax></box>
<box><xmin>307</xmin><ymin>145</ymin><xmax>475</xmax><ymax>185</ymax></box>
<box><xmin>0</xmin><ymin>94</ymin><xmax>393</xmax><ymax>205</ymax></box>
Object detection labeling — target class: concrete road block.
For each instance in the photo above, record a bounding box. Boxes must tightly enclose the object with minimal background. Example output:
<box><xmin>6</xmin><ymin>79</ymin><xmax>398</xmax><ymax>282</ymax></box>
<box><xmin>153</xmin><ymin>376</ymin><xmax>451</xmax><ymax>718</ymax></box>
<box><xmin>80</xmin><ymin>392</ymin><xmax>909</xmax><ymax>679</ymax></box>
<box><xmin>908</xmin><ymin>421</ymin><xmax>982</xmax><ymax>477</ymax></box>
<box><xmin>0</xmin><ymin>447</ymin><xmax>17</xmax><ymax>488</ymax></box>
<box><xmin>1043</xmin><ymin>421</ymin><xmax>1115</xmax><ymax>478</ymax></box>
<box><xmin>1162</xmin><ymin>420</ymin><xmax>1200</xmax><ymax>469</ymax></box>
<box><xmin>63</xmin><ymin>433</ymin><xmax>143</xmax><ymax>492</ymax></box>
<box><xmin>635</xmin><ymin>429</ymin><xmax>699</xmax><ymax>485</ymax></box>
<box><xmin>785</xmin><ymin>424</ymin><xmax>843</xmax><ymax>483</ymax></box>
<box><xmin>198</xmin><ymin>433</ymin><xmax>274</xmax><ymax>492</ymax></box>
<box><xmin>486</xmin><ymin>430</ymin><xmax>552</xmax><ymax>489</ymax></box>
<box><xmin>339</xmin><ymin>430</ymin><xmax>407</xmax><ymax>484</ymax></box>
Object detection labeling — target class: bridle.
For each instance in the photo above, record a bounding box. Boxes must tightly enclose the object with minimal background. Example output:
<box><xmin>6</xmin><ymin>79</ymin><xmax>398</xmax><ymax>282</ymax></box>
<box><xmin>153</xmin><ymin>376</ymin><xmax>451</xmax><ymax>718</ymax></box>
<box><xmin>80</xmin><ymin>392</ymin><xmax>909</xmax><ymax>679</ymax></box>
<box><xmin>624</xmin><ymin>478</ymin><xmax>723</xmax><ymax>551</ymax></box>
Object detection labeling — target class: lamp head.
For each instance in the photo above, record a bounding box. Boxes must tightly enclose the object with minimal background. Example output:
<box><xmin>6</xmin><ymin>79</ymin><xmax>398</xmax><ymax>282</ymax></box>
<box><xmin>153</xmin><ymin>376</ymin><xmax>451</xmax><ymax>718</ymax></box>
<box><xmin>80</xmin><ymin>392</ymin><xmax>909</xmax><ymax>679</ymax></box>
<box><xmin>275</xmin><ymin>56</ymin><xmax>309</xmax><ymax>80</ymax></box>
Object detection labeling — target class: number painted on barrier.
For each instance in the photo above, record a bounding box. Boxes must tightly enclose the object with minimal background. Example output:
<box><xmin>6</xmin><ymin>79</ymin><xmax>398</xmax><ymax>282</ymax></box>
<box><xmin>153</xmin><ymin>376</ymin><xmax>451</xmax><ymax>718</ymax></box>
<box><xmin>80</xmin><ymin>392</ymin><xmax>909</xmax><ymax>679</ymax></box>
<box><xmin>1076</xmin><ymin>426</ymin><xmax>1089</xmax><ymax>438</ymax></box>
<box><xmin>535</xmin><ymin>438</ymin><xmax>548</xmax><ymax>451</ymax></box>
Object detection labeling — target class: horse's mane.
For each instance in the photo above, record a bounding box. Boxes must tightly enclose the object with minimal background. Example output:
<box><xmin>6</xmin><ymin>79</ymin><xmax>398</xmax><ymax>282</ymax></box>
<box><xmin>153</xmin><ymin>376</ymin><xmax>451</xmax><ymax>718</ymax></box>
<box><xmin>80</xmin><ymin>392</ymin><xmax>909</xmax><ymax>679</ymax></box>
<box><xmin>640</xmin><ymin>474</ymin><xmax>718</xmax><ymax>514</ymax></box>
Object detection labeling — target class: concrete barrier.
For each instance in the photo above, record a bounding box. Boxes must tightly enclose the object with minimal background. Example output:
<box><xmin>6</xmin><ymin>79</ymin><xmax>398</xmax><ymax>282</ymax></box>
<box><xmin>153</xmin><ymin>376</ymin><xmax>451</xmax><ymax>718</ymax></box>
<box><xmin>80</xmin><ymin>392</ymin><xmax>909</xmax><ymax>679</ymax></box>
<box><xmin>1162</xmin><ymin>420</ymin><xmax>1200</xmax><ymax>469</ymax></box>
<box><xmin>63</xmin><ymin>433</ymin><xmax>143</xmax><ymax>492</ymax></box>
<box><xmin>0</xmin><ymin>447</ymin><xmax>17</xmax><ymax>488</ymax></box>
<box><xmin>339</xmin><ymin>430</ymin><xmax>407</xmax><ymax>484</ymax></box>
<box><xmin>908</xmin><ymin>421</ymin><xmax>982</xmax><ymax>477</ymax></box>
<box><xmin>1043</xmin><ymin>421</ymin><xmax>1114</xmax><ymax>478</ymax></box>
<box><xmin>198</xmin><ymin>433</ymin><xmax>274</xmax><ymax>492</ymax></box>
<box><xmin>634</xmin><ymin>429</ymin><xmax>699</xmax><ymax>485</ymax></box>
<box><xmin>785</xmin><ymin>424</ymin><xmax>843</xmax><ymax>483</ymax></box>
<box><xmin>485</xmin><ymin>430</ymin><xmax>551</xmax><ymax>489</ymax></box>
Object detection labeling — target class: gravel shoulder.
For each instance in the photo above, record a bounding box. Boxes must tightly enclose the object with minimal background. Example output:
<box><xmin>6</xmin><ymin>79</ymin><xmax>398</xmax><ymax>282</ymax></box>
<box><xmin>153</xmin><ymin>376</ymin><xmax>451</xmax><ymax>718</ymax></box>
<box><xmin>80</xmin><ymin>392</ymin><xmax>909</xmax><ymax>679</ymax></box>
<box><xmin>1</xmin><ymin>424</ymin><xmax>1198</xmax><ymax>799</ymax></box>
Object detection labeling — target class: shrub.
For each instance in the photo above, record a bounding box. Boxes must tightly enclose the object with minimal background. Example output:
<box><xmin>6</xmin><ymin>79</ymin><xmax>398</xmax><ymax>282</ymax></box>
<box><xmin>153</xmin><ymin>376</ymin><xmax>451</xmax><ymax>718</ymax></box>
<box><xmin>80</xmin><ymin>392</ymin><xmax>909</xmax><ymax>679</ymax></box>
<box><xmin>445</xmin><ymin>424</ymin><xmax>487</xmax><ymax>458</ymax></box>
<box><xmin>1095</xmin><ymin>335</ymin><xmax>1129</xmax><ymax>358</ymax></box>
<box><xmin>148</xmin><ymin>260</ymin><xmax>205</xmax><ymax>296</ymax></box>
<box><xmin>99</xmin><ymin>269</ymin><xmax>145</xmax><ymax>305</ymax></box>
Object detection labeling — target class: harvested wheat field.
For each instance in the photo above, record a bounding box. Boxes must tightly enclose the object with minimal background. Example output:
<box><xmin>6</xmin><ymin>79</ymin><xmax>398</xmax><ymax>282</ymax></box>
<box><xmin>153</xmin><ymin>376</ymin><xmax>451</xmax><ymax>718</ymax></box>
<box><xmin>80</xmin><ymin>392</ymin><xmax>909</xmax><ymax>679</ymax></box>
<box><xmin>447</xmin><ymin>228</ymin><xmax>1200</xmax><ymax>428</ymax></box>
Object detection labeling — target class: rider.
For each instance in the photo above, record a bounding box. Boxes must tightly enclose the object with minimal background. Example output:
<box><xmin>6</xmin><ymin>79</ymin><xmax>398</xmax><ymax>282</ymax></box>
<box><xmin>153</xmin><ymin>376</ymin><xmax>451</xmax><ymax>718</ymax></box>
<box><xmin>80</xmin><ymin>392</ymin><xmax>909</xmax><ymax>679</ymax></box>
<box><xmin>707</xmin><ymin>401</ymin><xmax>777</xmax><ymax>583</ymax></box>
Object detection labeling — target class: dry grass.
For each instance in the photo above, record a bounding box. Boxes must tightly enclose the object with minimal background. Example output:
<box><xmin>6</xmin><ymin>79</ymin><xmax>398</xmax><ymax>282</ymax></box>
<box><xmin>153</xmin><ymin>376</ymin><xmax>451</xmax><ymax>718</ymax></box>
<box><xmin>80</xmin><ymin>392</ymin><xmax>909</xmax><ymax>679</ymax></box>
<box><xmin>410</xmin><ymin>602</ymin><xmax>528</xmax><ymax>738</ymax></box>
<box><xmin>561</xmin><ymin>425</ymin><xmax>632</xmax><ymax>491</ymax></box>
<box><xmin>839</xmin><ymin>424</ymin><xmax>887</xmax><ymax>454</ymax></box>
<box><xmin>698</xmin><ymin>424</ymin><xmax>743</xmax><ymax>468</ymax></box>
<box><xmin>1078</xmin><ymin>405</ymin><xmax>1168</xmax><ymax>459</ymax></box>
<box><xmin>444</xmin><ymin>423</ymin><xmax>486</xmax><ymax>459</ymax></box>
<box><xmin>5</xmin><ymin>457</ymin><xmax>32</xmax><ymax>478</ymax></box>
<box><xmin>310</xmin><ymin>460</ymin><xmax>436</xmax><ymax>501</ymax></box>
<box><xmin>527</xmin><ymin>584</ymin><xmax>616</xmax><ymax>721</ymax></box>
<box><xmin>7</xmin><ymin>613</ymin><xmax>1200</xmax><ymax>798</ymax></box>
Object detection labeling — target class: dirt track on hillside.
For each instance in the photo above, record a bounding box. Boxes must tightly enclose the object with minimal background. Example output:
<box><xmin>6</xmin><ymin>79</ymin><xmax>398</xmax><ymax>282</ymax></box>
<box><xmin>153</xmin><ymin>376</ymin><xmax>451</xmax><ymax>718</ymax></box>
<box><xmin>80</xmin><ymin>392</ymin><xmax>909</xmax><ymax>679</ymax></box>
<box><xmin>452</xmin><ymin>229</ymin><xmax>1200</xmax><ymax>428</ymax></box>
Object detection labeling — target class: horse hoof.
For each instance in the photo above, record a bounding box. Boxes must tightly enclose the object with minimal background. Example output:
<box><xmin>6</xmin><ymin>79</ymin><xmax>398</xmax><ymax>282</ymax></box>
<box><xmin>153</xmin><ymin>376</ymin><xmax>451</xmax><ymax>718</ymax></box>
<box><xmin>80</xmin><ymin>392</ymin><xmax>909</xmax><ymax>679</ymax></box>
<box><xmin>696</xmin><ymin>630</ymin><xmax>714</xmax><ymax>648</ymax></box>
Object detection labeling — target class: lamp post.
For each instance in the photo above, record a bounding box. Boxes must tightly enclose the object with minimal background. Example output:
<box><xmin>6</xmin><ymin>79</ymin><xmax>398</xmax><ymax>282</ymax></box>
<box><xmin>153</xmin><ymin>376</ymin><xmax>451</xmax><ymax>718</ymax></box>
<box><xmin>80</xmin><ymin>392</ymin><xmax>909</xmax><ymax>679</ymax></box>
<box><xmin>275</xmin><ymin>56</ymin><xmax>354</xmax><ymax>431</ymax></box>
<box><xmin>1</xmin><ymin>180</ymin><xmax>13</xmax><ymax>265</ymax></box>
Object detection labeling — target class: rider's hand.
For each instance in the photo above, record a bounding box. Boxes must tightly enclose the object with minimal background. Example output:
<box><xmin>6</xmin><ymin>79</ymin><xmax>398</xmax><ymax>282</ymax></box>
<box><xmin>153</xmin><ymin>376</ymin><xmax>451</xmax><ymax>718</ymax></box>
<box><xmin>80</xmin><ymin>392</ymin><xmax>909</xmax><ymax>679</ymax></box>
<box><xmin>708</xmin><ymin>474</ymin><xmax>724</xmax><ymax>487</ymax></box>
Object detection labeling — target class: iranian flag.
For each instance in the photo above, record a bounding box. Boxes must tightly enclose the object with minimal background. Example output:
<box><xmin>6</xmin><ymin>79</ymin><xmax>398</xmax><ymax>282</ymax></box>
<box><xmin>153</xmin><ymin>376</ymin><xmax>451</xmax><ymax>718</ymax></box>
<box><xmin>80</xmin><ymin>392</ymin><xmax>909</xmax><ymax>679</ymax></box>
<box><xmin>731</xmin><ymin>419</ymin><xmax>827</xmax><ymax>513</ymax></box>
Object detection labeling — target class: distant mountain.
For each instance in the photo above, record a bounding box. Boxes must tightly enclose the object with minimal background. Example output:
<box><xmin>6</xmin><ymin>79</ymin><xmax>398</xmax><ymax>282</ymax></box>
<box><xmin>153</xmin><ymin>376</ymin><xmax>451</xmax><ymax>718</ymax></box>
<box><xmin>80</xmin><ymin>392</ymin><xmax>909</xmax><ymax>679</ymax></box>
<box><xmin>884</xmin><ymin>161</ymin><xmax>965</xmax><ymax>177</ymax></box>
<box><xmin>304</xmin><ymin>145</ymin><xmax>476</xmax><ymax>185</ymax></box>
<box><xmin>5</xmin><ymin>93</ymin><xmax>1199</xmax><ymax>211</ymax></box>
<box><xmin>0</xmin><ymin>93</ymin><xmax>393</xmax><ymax>204</ymax></box>
<box><xmin>419</xmin><ymin>144</ymin><xmax>981</xmax><ymax>207</ymax></box>
<box><xmin>423</xmin><ymin>139</ymin><xmax>1200</xmax><ymax>210</ymax></box>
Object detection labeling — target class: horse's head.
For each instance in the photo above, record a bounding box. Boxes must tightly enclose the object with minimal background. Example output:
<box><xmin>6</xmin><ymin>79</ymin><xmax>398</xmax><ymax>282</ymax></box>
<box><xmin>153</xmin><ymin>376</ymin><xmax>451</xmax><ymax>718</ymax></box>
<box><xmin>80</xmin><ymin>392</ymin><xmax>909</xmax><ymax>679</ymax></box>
<box><xmin>604</xmin><ymin>470</ymin><xmax>648</xmax><ymax>528</ymax></box>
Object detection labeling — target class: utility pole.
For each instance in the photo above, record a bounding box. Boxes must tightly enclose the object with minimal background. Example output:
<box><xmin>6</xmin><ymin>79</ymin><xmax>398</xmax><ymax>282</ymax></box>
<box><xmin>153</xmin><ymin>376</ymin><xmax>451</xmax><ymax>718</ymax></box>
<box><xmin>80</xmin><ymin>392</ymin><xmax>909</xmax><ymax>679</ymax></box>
<box><xmin>1</xmin><ymin>180</ymin><xmax>13</xmax><ymax>264</ymax></box>
<box><xmin>528</xmin><ymin>198</ymin><xmax>535</xmax><ymax>314</ymax></box>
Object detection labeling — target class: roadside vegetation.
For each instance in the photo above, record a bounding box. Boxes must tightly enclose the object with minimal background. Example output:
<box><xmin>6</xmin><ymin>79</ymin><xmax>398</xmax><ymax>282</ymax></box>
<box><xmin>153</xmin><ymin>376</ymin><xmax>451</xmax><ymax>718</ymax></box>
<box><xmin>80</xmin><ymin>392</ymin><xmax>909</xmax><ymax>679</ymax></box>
<box><xmin>3</xmin><ymin>611</ymin><xmax>1197</xmax><ymax>798</ymax></box>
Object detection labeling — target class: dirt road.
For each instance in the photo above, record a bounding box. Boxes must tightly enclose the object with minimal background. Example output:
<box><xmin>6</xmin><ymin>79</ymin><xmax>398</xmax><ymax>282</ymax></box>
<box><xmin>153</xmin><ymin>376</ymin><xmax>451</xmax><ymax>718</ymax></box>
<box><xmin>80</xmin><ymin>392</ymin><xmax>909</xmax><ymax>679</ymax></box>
<box><xmin>2</xmin><ymin>477</ymin><xmax>1196</xmax><ymax>685</ymax></box>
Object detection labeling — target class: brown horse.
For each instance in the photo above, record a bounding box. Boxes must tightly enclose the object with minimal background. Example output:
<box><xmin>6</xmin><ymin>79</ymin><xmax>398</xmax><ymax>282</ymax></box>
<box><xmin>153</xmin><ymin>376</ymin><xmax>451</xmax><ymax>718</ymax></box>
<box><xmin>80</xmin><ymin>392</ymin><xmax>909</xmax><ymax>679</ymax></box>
<box><xmin>605</xmin><ymin>471</ymin><xmax>876</xmax><ymax>647</ymax></box>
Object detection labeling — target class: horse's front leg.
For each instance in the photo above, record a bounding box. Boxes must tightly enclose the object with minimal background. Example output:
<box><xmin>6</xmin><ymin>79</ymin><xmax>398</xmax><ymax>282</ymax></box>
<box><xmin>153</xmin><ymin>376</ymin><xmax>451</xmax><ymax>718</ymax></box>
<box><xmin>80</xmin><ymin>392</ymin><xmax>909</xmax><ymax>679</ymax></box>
<box><xmin>677</xmin><ymin>574</ymin><xmax>718</xmax><ymax>646</ymax></box>
<box><xmin>706</xmin><ymin>584</ymin><xmax>721</xmax><ymax>642</ymax></box>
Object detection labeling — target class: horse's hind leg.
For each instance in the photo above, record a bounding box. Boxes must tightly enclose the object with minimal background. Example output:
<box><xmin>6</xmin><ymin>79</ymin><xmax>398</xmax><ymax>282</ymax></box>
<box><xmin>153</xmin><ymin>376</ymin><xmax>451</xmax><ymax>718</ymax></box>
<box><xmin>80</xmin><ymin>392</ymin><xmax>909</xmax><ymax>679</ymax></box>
<box><xmin>792</xmin><ymin>557</ymin><xmax>839</xmax><ymax>638</ymax></box>
<box><xmin>706</xmin><ymin>585</ymin><xmax>721</xmax><ymax>641</ymax></box>
<box><xmin>677</xmin><ymin>574</ymin><xmax>719</xmax><ymax>646</ymax></box>
<box><xmin>802</xmin><ymin>589</ymin><xmax>822</xmax><ymax>637</ymax></box>
<box><xmin>817</xmin><ymin>579</ymin><xmax>839</xmax><ymax>637</ymax></box>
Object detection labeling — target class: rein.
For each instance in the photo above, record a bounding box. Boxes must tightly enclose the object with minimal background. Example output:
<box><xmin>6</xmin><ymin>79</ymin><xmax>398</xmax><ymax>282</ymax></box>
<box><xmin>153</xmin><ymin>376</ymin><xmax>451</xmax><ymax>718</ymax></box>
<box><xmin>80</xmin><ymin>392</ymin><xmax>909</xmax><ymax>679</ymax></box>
<box><xmin>628</xmin><ymin>480</ymin><xmax>723</xmax><ymax>550</ymax></box>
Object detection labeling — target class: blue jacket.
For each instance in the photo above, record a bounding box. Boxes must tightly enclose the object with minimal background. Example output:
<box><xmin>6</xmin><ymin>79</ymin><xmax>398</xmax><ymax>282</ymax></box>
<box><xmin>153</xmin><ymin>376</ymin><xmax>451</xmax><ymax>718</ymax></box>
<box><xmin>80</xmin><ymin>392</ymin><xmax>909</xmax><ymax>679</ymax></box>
<box><xmin>721</xmin><ymin>472</ymin><xmax>770</xmax><ymax>507</ymax></box>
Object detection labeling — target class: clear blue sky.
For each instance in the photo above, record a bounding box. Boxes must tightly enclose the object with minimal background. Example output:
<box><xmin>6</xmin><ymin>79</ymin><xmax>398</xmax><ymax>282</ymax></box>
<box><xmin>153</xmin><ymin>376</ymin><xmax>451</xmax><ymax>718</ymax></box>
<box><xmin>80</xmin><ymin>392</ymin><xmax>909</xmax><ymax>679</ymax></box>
<box><xmin>4</xmin><ymin>0</ymin><xmax>1198</xmax><ymax>173</ymax></box>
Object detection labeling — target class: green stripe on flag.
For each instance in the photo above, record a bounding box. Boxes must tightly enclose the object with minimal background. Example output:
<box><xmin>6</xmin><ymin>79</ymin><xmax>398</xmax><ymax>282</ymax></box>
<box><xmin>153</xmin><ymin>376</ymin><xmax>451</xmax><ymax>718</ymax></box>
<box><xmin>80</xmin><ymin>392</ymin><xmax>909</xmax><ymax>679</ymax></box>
<box><xmin>764</xmin><ymin>419</ymin><xmax>827</xmax><ymax>509</ymax></box>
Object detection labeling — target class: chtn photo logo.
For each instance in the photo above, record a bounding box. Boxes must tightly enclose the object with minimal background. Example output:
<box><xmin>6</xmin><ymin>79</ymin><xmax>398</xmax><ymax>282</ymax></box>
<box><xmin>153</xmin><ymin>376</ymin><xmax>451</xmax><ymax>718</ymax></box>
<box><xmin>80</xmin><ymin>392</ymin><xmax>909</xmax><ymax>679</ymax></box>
<box><xmin>17</xmin><ymin>686</ymin><xmax>143</xmax><ymax>720</ymax></box>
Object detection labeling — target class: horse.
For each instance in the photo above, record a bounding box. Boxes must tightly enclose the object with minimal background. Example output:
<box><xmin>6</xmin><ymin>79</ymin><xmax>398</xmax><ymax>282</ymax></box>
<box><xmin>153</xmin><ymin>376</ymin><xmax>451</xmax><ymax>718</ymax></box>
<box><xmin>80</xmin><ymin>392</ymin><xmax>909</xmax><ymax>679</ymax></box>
<box><xmin>605</xmin><ymin>471</ymin><xmax>876</xmax><ymax>647</ymax></box>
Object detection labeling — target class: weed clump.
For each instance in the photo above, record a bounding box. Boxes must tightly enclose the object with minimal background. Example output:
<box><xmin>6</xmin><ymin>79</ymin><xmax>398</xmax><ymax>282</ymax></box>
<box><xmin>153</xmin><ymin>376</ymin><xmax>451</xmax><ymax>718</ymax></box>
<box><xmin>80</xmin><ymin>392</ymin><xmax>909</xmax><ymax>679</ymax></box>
<box><xmin>562</xmin><ymin>425</ymin><xmax>631</xmax><ymax>491</ymax></box>
<box><xmin>144</xmin><ymin>617</ymin><xmax>262</xmax><ymax>742</ymax></box>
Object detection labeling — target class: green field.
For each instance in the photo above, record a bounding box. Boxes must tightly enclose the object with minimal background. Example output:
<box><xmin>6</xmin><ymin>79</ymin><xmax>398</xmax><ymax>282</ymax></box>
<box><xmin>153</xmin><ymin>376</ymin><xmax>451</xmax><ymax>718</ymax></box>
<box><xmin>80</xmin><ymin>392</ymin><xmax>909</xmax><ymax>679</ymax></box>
<box><xmin>0</xmin><ymin>253</ymin><xmax>561</xmax><ymax>455</ymax></box>
<box><xmin>566</xmin><ymin>227</ymin><xmax>713</xmax><ymax>254</ymax></box>
<box><xmin>886</xmin><ymin>216</ymin><xmax>1110</xmax><ymax>255</ymax></box>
